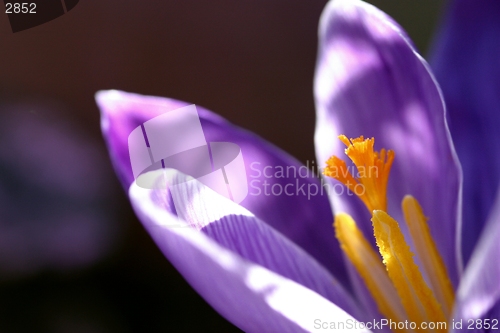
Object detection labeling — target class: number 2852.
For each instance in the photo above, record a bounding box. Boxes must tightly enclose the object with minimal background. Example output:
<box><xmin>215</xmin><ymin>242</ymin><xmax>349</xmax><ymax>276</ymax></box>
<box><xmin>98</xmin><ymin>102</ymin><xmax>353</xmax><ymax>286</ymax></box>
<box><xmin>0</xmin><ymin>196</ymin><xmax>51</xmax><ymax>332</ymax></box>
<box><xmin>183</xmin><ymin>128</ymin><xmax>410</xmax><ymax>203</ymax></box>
<box><xmin>5</xmin><ymin>3</ymin><xmax>36</xmax><ymax>14</ymax></box>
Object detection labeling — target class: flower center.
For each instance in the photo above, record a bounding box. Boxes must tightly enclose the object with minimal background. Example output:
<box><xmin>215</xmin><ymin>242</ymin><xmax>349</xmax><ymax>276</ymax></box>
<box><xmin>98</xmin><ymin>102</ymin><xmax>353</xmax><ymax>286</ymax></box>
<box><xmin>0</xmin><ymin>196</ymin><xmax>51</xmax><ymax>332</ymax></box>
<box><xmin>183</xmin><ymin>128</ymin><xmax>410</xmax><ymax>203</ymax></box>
<box><xmin>324</xmin><ymin>135</ymin><xmax>454</xmax><ymax>332</ymax></box>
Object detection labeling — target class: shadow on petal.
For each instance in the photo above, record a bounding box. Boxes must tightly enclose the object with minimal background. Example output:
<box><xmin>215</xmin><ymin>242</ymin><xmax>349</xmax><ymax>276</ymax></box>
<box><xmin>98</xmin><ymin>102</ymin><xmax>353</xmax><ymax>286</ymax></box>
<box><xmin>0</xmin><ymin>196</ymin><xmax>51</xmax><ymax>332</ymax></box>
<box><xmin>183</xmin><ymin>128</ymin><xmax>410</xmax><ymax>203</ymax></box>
<box><xmin>97</xmin><ymin>90</ymin><xmax>348</xmax><ymax>286</ymax></box>
<box><xmin>129</xmin><ymin>174</ymin><xmax>371</xmax><ymax>333</ymax></box>
<box><xmin>314</xmin><ymin>0</ymin><xmax>461</xmax><ymax>284</ymax></box>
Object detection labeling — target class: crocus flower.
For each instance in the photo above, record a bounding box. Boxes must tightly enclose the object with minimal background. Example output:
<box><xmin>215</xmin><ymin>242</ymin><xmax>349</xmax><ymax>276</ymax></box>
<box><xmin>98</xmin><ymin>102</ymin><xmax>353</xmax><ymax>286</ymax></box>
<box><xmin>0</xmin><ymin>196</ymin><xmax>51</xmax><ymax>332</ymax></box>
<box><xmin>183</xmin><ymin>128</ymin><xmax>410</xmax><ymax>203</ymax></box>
<box><xmin>98</xmin><ymin>0</ymin><xmax>500</xmax><ymax>332</ymax></box>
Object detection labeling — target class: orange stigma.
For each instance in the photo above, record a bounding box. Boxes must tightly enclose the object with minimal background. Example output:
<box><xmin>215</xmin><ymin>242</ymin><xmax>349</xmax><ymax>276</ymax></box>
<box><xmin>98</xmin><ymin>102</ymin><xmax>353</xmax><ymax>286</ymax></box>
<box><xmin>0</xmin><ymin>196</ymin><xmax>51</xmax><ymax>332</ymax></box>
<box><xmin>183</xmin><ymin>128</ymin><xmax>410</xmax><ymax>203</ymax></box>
<box><xmin>323</xmin><ymin>135</ymin><xmax>394</xmax><ymax>212</ymax></box>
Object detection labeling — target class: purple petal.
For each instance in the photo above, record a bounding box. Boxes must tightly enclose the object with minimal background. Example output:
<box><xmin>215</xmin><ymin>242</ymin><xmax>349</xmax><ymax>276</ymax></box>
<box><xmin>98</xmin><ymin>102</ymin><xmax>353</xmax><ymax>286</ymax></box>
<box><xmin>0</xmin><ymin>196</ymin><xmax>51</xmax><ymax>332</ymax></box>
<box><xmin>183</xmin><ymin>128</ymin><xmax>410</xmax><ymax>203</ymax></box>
<box><xmin>452</xmin><ymin>194</ymin><xmax>500</xmax><ymax>329</ymax></box>
<box><xmin>97</xmin><ymin>90</ymin><xmax>348</xmax><ymax>286</ymax></box>
<box><xmin>314</xmin><ymin>0</ymin><xmax>461</xmax><ymax>284</ymax></box>
<box><xmin>429</xmin><ymin>0</ymin><xmax>500</xmax><ymax>265</ymax></box>
<box><xmin>148</xmin><ymin>169</ymin><xmax>363</xmax><ymax>319</ymax></box>
<box><xmin>129</xmin><ymin>176</ymin><xmax>370</xmax><ymax>333</ymax></box>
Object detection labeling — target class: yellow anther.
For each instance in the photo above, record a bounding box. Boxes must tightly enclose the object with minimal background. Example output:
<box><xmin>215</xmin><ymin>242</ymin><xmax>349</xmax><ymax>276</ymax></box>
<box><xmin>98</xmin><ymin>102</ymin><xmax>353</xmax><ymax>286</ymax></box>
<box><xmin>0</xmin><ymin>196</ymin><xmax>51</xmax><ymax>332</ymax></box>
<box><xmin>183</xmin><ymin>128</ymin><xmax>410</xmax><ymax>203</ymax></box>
<box><xmin>402</xmin><ymin>195</ymin><xmax>455</xmax><ymax>319</ymax></box>
<box><xmin>334</xmin><ymin>213</ymin><xmax>407</xmax><ymax>325</ymax></box>
<box><xmin>372</xmin><ymin>210</ymin><xmax>447</xmax><ymax>332</ymax></box>
<box><xmin>323</xmin><ymin>135</ymin><xmax>394</xmax><ymax>212</ymax></box>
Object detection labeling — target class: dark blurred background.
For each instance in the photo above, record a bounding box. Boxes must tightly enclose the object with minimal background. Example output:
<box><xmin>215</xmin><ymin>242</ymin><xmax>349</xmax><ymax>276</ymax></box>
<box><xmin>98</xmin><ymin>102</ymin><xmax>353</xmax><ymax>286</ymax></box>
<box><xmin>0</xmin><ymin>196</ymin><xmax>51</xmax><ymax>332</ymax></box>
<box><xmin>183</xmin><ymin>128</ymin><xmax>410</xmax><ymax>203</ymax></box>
<box><xmin>0</xmin><ymin>1</ymin><xmax>445</xmax><ymax>332</ymax></box>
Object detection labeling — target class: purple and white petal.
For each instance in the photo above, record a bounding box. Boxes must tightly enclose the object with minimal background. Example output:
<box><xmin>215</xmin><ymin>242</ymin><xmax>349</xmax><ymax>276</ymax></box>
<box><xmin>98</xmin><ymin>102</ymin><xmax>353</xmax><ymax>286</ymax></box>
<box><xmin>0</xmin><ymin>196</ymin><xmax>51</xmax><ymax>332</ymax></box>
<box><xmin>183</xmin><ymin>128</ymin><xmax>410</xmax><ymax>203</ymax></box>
<box><xmin>138</xmin><ymin>169</ymin><xmax>363</xmax><ymax>320</ymax></box>
<box><xmin>129</xmin><ymin>176</ymin><xmax>371</xmax><ymax>333</ymax></box>
<box><xmin>97</xmin><ymin>90</ymin><xmax>347</xmax><ymax>285</ymax></box>
<box><xmin>314</xmin><ymin>0</ymin><xmax>461</xmax><ymax>284</ymax></box>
